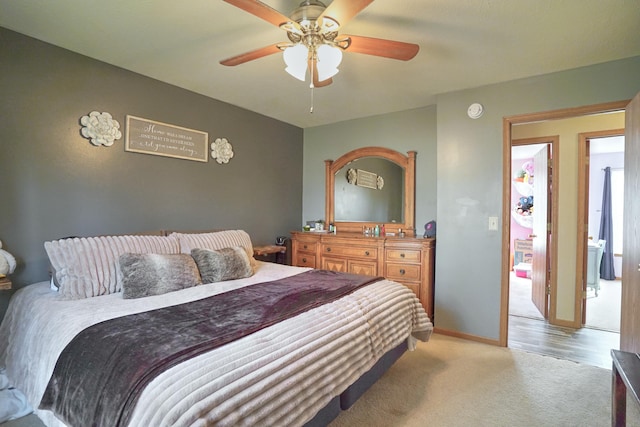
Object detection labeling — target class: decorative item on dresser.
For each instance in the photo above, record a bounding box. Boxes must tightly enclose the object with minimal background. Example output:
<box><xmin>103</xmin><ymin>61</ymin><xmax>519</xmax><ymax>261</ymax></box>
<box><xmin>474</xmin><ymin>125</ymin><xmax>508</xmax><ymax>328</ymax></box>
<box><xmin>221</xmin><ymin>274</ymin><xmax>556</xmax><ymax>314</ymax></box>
<box><xmin>291</xmin><ymin>232</ymin><xmax>435</xmax><ymax>320</ymax></box>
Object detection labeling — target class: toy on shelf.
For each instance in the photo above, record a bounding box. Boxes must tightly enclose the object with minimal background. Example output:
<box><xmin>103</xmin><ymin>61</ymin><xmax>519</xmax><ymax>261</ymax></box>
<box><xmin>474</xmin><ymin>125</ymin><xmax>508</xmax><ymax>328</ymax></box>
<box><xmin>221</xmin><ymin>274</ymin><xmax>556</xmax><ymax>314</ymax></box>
<box><xmin>512</xmin><ymin>161</ymin><xmax>534</xmax><ymax>228</ymax></box>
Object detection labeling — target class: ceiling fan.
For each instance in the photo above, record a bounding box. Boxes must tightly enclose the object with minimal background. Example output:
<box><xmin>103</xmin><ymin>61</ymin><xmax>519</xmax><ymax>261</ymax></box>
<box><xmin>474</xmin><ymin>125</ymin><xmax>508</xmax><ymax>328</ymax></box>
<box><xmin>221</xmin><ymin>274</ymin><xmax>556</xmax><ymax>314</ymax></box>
<box><xmin>220</xmin><ymin>0</ymin><xmax>420</xmax><ymax>88</ymax></box>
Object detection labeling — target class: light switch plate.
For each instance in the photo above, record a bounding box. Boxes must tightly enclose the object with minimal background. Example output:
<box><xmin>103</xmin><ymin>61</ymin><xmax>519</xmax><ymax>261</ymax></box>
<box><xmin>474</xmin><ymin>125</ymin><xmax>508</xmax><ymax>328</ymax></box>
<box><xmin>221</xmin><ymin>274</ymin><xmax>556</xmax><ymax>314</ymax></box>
<box><xmin>488</xmin><ymin>216</ymin><xmax>498</xmax><ymax>230</ymax></box>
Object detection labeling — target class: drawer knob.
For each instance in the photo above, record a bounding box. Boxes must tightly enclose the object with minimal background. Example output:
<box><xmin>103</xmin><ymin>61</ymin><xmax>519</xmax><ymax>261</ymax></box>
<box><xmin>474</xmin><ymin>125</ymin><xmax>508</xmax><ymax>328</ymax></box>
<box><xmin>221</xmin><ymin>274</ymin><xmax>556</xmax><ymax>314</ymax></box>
<box><xmin>303</xmin><ymin>245</ymin><xmax>308</xmax><ymax>249</ymax></box>
<box><xmin>400</xmin><ymin>253</ymin><xmax>405</xmax><ymax>258</ymax></box>
<box><xmin>302</xmin><ymin>258</ymin><xmax>307</xmax><ymax>263</ymax></box>
<box><xmin>365</xmin><ymin>251</ymin><xmax>370</xmax><ymax>256</ymax></box>
<box><xmin>400</xmin><ymin>269</ymin><xmax>406</xmax><ymax>275</ymax></box>
<box><xmin>326</xmin><ymin>247</ymin><xmax>331</xmax><ymax>252</ymax></box>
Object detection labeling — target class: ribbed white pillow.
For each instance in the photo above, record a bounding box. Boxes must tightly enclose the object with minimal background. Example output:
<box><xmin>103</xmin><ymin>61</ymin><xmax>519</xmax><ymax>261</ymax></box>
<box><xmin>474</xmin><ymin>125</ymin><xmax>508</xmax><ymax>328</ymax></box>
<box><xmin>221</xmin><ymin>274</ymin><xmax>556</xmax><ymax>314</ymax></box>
<box><xmin>170</xmin><ymin>230</ymin><xmax>256</xmax><ymax>268</ymax></box>
<box><xmin>45</xmin><ymin>235</ymin><xmax>180</xmax><ymax>299</ymax></box>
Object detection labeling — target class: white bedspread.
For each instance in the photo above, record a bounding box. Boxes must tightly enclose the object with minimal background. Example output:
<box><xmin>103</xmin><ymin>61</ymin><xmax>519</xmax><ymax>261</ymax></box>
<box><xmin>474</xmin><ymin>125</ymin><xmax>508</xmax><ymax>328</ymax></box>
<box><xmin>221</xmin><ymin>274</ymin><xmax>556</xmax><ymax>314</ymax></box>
<box><xmin>0</xmin><ymin>262</ymin><xmax>432</xmax><ymax>426</ymax></box>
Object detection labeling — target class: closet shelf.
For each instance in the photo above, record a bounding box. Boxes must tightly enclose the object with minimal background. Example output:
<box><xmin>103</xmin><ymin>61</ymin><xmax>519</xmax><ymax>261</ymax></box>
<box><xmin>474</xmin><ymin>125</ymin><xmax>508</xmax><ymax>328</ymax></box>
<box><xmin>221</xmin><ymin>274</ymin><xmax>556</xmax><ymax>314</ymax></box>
<box><xmin>513</xmin><ymin>180</ymin><xmax>533</xmax><ymax>197</ymax></box>
<box><xmin>512</xmin><ymin>209</ymin><xmax>533</xmax><ymax>229</ymax></box>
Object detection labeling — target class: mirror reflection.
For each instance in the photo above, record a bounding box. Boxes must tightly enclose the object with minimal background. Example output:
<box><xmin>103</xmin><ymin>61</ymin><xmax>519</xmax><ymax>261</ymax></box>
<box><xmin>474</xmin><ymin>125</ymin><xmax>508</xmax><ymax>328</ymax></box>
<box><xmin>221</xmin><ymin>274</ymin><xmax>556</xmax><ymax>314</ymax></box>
<box><xmin>334</xmin><ymin>157</ymin><xmax>404</xmax><ymax>222</ymax></box>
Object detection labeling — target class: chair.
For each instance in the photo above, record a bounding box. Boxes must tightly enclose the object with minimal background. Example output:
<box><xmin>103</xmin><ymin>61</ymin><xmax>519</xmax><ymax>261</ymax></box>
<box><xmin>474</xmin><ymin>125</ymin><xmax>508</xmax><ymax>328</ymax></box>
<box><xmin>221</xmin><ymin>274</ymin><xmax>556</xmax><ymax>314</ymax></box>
<box><xmin>586</xmin><ymin>239</ymin><xmax>606</xmax><ymax>296</ymax></box>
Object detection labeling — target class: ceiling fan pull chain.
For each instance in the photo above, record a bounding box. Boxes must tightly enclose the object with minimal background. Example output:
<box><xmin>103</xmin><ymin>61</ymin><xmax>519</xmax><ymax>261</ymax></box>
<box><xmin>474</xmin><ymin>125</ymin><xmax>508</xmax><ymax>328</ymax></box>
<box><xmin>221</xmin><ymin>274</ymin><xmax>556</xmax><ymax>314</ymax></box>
<box><xmin>309</xmin><ymin>60</ymin><xmax>315</xmax><ymax>113</ymax></box>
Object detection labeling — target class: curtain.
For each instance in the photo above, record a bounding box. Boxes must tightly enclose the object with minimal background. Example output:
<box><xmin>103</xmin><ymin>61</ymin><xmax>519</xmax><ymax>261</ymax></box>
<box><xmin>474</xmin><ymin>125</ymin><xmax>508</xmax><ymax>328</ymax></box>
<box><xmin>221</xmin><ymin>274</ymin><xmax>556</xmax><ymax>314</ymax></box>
<box><xmin>599</xmin><ymin>167</ymin><xmax>615</xmax><ymax>280</ymax></box>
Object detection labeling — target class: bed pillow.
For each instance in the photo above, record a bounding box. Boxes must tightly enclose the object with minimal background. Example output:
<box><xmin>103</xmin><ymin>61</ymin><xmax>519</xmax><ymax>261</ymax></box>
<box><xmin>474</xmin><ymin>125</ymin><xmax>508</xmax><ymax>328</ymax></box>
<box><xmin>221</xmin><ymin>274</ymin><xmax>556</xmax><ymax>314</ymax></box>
<box><xmin>170</xmin><ymin>230</ymin><xmax>256</xmax><ymax>268</ymax></box>
<box><xmin>44</xmin><ymin>235</ymin><xmax>180</xmax><ymax>299</ymax></box>
<box><xmin>191</xmin><ymin>247</ymin><xmax>253</xmax><ymax>283</ymax></box>
<box><xmin>119</xmin><ymin>253</ymin><xmax>202</xmax><ymax>299</ymax></box>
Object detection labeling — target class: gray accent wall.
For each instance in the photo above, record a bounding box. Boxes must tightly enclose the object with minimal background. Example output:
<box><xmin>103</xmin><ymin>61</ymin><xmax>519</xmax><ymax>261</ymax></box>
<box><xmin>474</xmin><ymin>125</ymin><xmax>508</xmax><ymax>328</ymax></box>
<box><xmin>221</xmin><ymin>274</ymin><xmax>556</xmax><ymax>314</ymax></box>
<box><xmin>0</xmin><ymin>28</ymin><xmax>303</xmax><ymax>318</ymax></box>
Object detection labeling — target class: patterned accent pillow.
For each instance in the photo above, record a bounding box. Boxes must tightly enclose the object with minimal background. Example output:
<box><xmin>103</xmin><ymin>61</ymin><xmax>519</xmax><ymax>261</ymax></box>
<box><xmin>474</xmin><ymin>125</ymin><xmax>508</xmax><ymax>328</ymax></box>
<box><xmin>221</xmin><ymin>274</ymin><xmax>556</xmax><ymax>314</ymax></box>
<box><xmin>170</xmin><ymin>230</ymin><xmax>256</xmax><ymax>268</ymax></box>
<box><xmin>44</xmin><ymin>235</ymin><xmax>180</xmax><ymax>299</ymax></box>
<box><xmin>118</xmin><ymin>253</ymin><xmax>202</xmax><ymax>299</ymax></box>
<box><xmin>191</xmin><ymin>247</ymin><xmax>253</xmax><ymax>283</ymax></box>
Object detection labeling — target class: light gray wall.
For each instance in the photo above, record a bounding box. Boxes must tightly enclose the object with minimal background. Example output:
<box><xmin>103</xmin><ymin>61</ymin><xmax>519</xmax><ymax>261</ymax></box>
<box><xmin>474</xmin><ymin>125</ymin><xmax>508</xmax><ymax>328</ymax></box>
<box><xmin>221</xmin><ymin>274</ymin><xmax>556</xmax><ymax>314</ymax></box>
<box><xmin>303</xmin><ymin>106</ymin><xmax>438</xmax><ymax>231</ymax></box>
<box><xmin>0</xmin><ymin>28</ymin><xmax>303</xmax><ymax>318</ymax></box>
<box><xmin>434</xmin><ymin>57</ymin><xmax>640</xmax><ymax>340</ymax></box>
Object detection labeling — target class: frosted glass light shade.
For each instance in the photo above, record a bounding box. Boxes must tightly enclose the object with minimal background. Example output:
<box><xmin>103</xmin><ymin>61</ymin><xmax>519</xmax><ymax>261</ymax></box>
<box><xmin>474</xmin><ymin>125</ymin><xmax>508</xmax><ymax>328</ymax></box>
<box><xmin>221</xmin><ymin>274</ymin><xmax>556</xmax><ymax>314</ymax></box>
<box><xmin>316</xmin><ymin>44</ymin><xmax>342</xmax><ymax>81</ymax></box>
<box><xmin>283</xmin><ymin>44</ymin><xmax>309</xmax><ymax>81</ymax></box>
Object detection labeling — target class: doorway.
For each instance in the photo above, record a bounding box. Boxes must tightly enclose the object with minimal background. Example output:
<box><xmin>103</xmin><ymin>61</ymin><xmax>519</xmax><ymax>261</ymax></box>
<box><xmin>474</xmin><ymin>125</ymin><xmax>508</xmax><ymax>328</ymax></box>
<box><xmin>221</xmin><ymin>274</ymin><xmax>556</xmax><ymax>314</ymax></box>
<box><xmin>499</xmin><ymin>100</ymin><xmax>629</xmax><ymax>348</ymax></box>
<box><xmin>577</xmin><ymin>131</ymin><xmax>625</xmax><ymax>333</ymax></box>
<box><xmin>508</xmin><ymin>139</ymin><xmax>556</xmax><ymax>322</ymax></box>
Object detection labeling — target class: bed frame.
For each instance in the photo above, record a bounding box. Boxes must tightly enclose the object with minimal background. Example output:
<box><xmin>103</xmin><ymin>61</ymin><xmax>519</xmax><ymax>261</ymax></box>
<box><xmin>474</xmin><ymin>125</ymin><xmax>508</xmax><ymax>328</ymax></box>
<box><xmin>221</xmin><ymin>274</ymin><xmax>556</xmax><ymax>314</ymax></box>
<box><xmin>41</xmin><ymin>229</ymin><xmax>414</xmax><ymax>426</ymax></box>
<box><xmin>304</xmin><ymin>341</ymin><xmax>407</xmax><ymax>426</ymax></box>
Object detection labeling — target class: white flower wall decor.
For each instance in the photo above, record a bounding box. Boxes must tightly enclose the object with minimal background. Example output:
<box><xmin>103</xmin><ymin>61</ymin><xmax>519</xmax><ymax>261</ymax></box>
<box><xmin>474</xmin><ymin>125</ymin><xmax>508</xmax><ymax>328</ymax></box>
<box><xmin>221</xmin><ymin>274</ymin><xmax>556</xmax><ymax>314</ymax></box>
<box><xmin>211</xmin><ymin>138</ymin><xmax>234</xmax><ymax>164</ymax></box>
<box><xmin>346</xmin><ymin>168</ymin><xmax>357</xmax><ymax>184</ymax></box>
<box><xmin>80</xmin><ymin>111</ymin><xmax>122</xmax><ymax>146</ymax></box>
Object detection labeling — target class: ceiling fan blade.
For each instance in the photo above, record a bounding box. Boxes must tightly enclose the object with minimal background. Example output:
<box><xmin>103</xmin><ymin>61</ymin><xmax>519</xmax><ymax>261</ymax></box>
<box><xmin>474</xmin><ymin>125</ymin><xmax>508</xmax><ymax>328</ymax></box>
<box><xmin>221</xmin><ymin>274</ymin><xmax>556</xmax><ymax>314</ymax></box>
<box><xmin>343</xmin><ymin>35</ymin><xmax>419</xmax><ymax>61</ymax></box>
<box><xmin>220</xmin><ymin>43</ymin><xmax>282</xmax><ymax>66</ymax></box>
<box><xmin>223</xmin><ymin>0</ymin><xmax>290</xmax><ymax>27</ymax></box>
<box><xmin>318</xmin><ymin>0</ymin><xmax>374</xmax><ymax>28</ymax></box>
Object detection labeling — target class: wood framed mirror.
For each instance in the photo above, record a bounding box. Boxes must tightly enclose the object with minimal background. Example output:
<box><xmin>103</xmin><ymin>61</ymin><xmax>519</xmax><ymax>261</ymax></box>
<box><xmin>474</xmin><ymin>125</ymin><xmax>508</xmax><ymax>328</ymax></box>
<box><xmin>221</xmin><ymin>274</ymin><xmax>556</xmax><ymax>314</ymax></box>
<box><xmin>325</xmin><ymin>147</ymin><xmax>416</xmax><ymax>236</ymax></box>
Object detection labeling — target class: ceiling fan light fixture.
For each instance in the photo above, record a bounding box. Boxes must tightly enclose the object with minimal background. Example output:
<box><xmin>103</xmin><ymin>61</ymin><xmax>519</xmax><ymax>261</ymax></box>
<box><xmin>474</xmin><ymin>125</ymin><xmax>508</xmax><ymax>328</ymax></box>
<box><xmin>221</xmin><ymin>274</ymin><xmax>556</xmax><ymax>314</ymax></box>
<box><xmin>316</xmin><ymin>44</ymin><xmax>342</xmax><ymax>81</ymax></box>
<box><xmin>283</xmin><ymin>44</ymin><xmax>309</xmax><ymax>81</ymax></box>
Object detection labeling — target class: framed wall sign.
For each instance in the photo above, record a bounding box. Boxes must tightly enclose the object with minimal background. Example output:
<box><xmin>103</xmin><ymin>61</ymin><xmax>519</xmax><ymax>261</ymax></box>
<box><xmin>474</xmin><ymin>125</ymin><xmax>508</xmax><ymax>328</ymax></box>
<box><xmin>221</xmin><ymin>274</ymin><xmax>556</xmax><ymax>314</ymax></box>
<box><xmin>125</xmin><ymin>115</ymin><xmax>208</xmax><ymax>162</ymax></box>
<box><xmin>356</xmin><ymin>169</ymin><xmax>378</xmax><ymax>189</ymax></box>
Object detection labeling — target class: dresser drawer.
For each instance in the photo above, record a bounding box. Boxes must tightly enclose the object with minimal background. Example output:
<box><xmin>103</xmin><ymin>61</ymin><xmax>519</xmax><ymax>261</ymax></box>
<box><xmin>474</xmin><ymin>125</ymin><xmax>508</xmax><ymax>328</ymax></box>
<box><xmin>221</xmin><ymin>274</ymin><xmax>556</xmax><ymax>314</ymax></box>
<box><xmin>297</xmin><ymin>240</ymin><xmax>318</xmax><ymax>253</ymax></box>
<box><xmin>385</xmin><ymin>249</ymin><xmax>421</xmax><ymax>263</ymax></box>
<box><xmin>295</xmin><ymin>254</ymin><xmax>316</xmax><ymax>268</ymax></box>
<box><xmin>322</xmin><ymin>244</ymin><xmax>378</xmax><ymax>259</ymax></box>
<box><xmin>386</xmin><ymin>263</ymin><xmax>421</xmax><ymax>281</ymax></box>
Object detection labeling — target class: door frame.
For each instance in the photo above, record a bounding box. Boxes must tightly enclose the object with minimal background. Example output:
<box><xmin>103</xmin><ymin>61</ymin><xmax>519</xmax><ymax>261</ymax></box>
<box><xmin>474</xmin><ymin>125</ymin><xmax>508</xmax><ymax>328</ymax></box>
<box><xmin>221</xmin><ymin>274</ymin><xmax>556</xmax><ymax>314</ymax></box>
<box><xmin>576</xmin><ymin>128</ymin><xmax>625</xmax><ymax>326</ymax></box>
<box><xmin>499</xmin><ymin>100</ymin><xmax>629</xmax><ymax>346</ymax></box>
<box><xmin>511</xmin><ymin>137</ymin><xmax>557</xmax><ymax>319</ymax></box>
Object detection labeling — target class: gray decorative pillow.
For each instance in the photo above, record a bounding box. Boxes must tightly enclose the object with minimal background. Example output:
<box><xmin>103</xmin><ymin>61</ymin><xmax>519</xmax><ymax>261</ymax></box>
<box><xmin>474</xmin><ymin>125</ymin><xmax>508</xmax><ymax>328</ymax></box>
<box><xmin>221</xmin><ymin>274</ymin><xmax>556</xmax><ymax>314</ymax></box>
<box><xmin>191</xmin><ymin>247</ymin><xmax>254</xmax><ymax>284</ymax></box>
<box><xmin>119</xmin><ymin>253</ymin><xmax>202</xmax><ymax>299</ymax></box>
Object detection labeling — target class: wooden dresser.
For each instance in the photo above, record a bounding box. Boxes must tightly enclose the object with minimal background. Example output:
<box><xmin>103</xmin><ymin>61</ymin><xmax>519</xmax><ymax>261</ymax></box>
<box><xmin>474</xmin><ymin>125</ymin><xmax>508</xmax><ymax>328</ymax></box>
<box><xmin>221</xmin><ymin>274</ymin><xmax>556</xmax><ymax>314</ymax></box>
<box><xmin>291</xmin><ymin>231</ymin><xmax>435</xmax><ymax>320</ymax></box>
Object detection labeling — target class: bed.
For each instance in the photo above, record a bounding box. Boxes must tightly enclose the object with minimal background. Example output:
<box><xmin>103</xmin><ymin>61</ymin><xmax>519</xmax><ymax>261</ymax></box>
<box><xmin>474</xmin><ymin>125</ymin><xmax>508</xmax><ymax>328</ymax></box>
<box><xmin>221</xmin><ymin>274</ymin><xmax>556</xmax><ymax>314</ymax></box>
<box><xmin>0</xmin><ymin>230</ymin><xmax>433</xmax><ymax>426</ymax></box>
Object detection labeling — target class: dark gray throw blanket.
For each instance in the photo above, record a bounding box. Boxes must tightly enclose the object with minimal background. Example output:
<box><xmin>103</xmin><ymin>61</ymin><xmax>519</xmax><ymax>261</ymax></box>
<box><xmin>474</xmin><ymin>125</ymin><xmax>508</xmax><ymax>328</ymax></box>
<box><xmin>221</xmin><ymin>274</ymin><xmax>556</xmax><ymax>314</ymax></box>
<box><xmin>40</xmin><ymin>270</ymin><xmax>383</xmax><ymax>427</ymax></box>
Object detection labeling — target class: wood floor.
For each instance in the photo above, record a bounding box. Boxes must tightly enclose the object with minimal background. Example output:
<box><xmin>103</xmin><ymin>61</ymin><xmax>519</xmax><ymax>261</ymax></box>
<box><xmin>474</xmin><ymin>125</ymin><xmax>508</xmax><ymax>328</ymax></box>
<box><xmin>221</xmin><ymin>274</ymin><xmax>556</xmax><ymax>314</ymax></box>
<box><xmin>508</xmin><ymin>315</ymin><xmax>620</xmax><ymax>369</ymax></box>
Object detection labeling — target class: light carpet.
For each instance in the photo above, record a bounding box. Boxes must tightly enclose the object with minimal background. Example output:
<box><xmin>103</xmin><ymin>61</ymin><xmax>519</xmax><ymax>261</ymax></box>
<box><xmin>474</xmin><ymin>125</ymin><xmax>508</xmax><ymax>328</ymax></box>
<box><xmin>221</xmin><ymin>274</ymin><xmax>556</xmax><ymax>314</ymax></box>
<box><xmin>509</xmin><ymin>273</ymin><xmax>544</xmax><ymax>320</ymax></box>
<box><xmin>585</xmin><ymin>279</ymin><xmax>622</xmax><ymax>332</ymax></box>
<box><xmin>330</xmin><ymin>334</ymin><xmax>640</xmax><ymax>427</ymax></box>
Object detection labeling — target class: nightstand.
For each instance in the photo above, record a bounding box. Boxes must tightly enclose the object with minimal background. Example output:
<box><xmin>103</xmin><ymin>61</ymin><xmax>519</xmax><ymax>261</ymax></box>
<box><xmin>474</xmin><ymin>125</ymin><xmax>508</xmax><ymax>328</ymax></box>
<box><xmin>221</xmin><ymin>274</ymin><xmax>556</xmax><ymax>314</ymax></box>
<box><xmin>253</xmin><ymin>245</ymin><xmax>287</xmax><ymax>264</ymax></box>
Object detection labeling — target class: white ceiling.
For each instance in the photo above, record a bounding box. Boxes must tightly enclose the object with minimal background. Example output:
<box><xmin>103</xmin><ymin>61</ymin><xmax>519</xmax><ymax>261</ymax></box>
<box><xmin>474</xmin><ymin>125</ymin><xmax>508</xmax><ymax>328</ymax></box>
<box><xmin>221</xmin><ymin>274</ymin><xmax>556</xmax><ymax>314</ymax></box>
<box><xmin>2</xmin><ymin>0</ymin><xmax>639</xmax><ymax>128</ymax></box>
